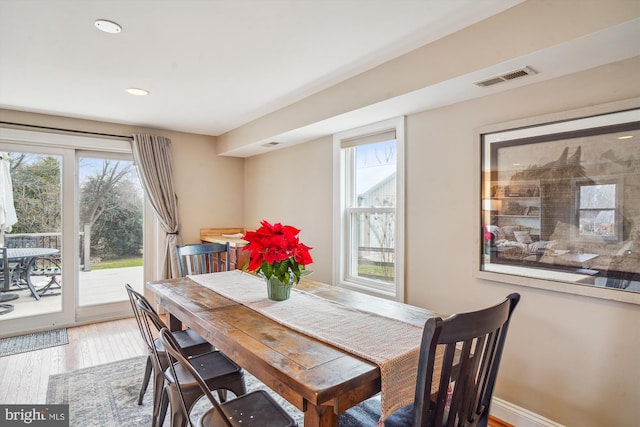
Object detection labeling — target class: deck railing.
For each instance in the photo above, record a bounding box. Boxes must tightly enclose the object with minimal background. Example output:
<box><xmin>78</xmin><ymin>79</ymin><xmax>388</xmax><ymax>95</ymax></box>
<box><xmin>4</xmin><ymin>230</ymin><xmax>91</xmax><ymax>271</ymax></box>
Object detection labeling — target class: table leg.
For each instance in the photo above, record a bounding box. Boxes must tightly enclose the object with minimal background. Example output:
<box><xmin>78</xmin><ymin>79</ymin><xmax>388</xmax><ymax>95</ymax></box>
<box><xmin>22</xmin><ymin>258</ymin><xmax>41</xmax><ymax>300</ymax></box>
<box><xmin>167</xmin><ymin>312</ymin><xmax>183</xmax><ymax>331</ymax></box>
<box><xmin>304</xmin><ymin>402</ymin><xmax>338</xmax><ymax>427</ymax></box>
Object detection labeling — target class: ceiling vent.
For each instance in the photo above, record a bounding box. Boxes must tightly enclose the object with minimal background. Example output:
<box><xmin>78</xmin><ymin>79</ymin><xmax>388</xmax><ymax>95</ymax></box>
<box><xmin>261</xmin><ymin>141</ymin><xmax>281</xmax><ymax>148</ymax></box>
<box><xmin>474</xmin><ymin>66</ymin><xmax>537</xmax><ymax>88</ymax></box>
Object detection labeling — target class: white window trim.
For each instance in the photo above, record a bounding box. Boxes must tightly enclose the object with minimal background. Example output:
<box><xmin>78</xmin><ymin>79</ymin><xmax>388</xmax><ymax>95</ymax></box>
<box><xmin>333</xmin><ymin>117</ymin><xmax>405</xmax><ymax>301</ymax></box>
<box><xmin>0</xmin><ymin>127</ymin><xmax>132</xmax><ymax>153</ymax></box>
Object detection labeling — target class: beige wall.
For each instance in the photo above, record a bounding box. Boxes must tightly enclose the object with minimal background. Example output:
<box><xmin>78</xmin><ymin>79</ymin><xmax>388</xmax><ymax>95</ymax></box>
<box><xmin>243</xmin><ymin>136</ymin><xmax>333</xmax><ymax>281</ymax></box>
<box><xmin>0</xmin><ymin>109</ymin><xmax>244</xmax><ymax>245</ymax></box>
<box><xmin>241</xmin><ymin>58</ymin><xmax>640</xmax><ymax>426</ymax></box>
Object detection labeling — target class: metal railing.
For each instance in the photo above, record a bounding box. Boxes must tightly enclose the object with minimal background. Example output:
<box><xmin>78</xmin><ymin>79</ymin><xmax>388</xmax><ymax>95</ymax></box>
<box><xmin>4</xmin><ymin>229</ymin><xmax>91</xmax><ymax>271</ymax></box>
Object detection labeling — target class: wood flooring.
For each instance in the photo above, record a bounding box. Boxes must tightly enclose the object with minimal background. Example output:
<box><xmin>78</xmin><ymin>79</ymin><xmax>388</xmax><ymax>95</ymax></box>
<box><xmin>0</xmin><ymin>318</ymin><xmax>512</xmax><ymax>427</ymax></box>
<box><xmin>0</xmin><ymin>317</ymin><xmax>146</xmax><ymax>405</ymax></box>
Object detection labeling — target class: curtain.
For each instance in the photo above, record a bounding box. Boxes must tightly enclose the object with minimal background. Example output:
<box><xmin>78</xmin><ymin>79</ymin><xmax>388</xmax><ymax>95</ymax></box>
<box><xmin>131</xmin><ymin>134</ymin><xmax>182</xmax><ymax>279</ymax></box>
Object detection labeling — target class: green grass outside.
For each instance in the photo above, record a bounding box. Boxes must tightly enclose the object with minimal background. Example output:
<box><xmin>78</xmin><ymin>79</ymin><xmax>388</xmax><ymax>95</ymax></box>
<box><xmin>91</xmin><ymin>256</ymin><xmax>143</xmax><ymax>270</ymax></box>
<box><xmin>358</xmin><ymin>264</ymin><xmax>394</xmax><ymax>282</ymax></box>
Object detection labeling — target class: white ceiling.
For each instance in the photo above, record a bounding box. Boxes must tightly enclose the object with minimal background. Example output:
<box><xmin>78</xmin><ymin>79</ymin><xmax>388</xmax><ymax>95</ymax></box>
<box><xmin>0</xmin><ymin>0</ymin><xmax>526</xmax><ymax>136</ymax></box>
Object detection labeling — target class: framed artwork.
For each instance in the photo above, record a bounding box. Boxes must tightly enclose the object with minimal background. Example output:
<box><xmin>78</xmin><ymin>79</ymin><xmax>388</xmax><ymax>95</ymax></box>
<box><xmin>478</xmin><ymin>103</ymin><xmax>640</xmax><ymax>304</ymax></box>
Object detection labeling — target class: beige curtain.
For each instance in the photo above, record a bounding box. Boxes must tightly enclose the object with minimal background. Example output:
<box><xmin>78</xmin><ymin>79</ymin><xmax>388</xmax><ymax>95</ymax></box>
<box><xmin>131</xmin><ymin>134</ymin><xmax>182</xmax><ymax>279</ymax></box>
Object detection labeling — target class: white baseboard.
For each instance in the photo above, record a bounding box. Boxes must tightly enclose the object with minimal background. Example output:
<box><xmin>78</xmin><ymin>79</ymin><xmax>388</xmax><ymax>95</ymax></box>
<box><xmin>491</xmin><ymin>397</ymin><xmax>565</xmax><ymax>427</ymax></box>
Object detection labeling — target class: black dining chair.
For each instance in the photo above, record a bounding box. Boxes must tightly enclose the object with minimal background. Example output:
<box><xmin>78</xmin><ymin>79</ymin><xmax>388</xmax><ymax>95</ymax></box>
<box><xmin>125</xmin><ymin>285</ymin><xmax>214</xmax><ymax>405</ymax></box>
<box><xmin>159</xmin><ymin>327</ymin><xmax>297</xmax><ymax>427</ymax></box>
<box><xmin>176</xmin><ymin>243</ymin><xmax>230</xmax><ymax>277</ymax></box>
<box><xmin>339</xmin><ymin>293</ymin><xmax>520</xmax><ymax>427</ymax></box>
<box><xmin>137</xmin><ymin>298</ymin><xmax>247</xmax><ymax>427</ymax></box>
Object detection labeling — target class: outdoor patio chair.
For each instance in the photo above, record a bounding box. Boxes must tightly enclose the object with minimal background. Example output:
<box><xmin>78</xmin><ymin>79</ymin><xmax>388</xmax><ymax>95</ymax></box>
<box><xmin>0</xmin><ymin>247</ymin><xmax>18</xmax><ymax>315</ymax></box>
<box><xmin>176</xmin><ymin>243</ymin><xmax>230</xmax><ymax>277</ymax></box>
<box><xmin>137</xmin><ymin>300</ymin><xmax>247</xmax><ymax>427</ymax></box>
<box><xmin>125</xmin><ymin>284</ymin><xmax>214</xmax><ymax>407</ymax></box>
<box><xmin>29</xmin><ymin>257</ymin><xmax>62</xmax><ymax>296</ymax></box>
<box><xmin>159</xmin><ymin>327</ymin><xmax>297</xmax><ymax>427</ymax></box>
<box><xmin>339</xmin><ymin>293</ymin><xmax>520</xmax><ymax>427</ymax></box>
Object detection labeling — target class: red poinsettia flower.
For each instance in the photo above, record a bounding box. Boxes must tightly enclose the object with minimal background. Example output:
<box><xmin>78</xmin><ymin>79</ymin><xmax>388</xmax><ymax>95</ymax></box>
<box><xmin>242</xmin><ymin>220</ymin><xmax>313</xmax><ymax>284</ymax></box>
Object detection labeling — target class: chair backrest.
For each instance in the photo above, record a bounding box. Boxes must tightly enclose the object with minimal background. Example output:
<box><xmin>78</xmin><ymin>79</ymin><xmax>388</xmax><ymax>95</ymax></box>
<box><xmin>135</xmin><ymin>297</ymin><xmax>192</xmax><ymax>375</ymax></box>
<box><xmin>6</xmin><ymin>237</ymin><xmax>42</xmax><ymax>248</ymax></box>
<box><xmin>413</xmin><ymin>293</ymin><xmax>520</xmax><ymax>427</ymax></box>
<box><xmin>159</xmin><ymin>327</ymin><xmax>232</xmax><ymax>427</ymax></box>
<box><xmin>176</xmin><ymin>243</ymin><xmax>230</xmax><ymax>277</ymax></box>
<box><xmin>0</xmin><ymin>247</ymin><xmax>10</xmax><ymax>289</ymax></box>
<box><xmin>126</xmin><ymin>284</ymin><xmax>166</xmax><ymax>351</ymax></box>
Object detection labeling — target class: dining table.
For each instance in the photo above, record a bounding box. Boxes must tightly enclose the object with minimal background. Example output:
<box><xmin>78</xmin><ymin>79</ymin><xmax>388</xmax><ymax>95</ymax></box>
<box><xmin>146</xmin><ymin>270</ymin><xmax>440</xmax><ymax>427</ymax></box>
<box><xmin>0</xmin><ymin>247</ymin><xmax>60</xmax><ymax>300</ymax></box>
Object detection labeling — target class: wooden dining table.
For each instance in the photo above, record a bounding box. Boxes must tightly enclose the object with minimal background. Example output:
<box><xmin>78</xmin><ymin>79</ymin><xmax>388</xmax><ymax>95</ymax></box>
<box><xmin>146</xmin><ymin>272</ymin><xmax>438</xmax><ymax>427</ymax></box>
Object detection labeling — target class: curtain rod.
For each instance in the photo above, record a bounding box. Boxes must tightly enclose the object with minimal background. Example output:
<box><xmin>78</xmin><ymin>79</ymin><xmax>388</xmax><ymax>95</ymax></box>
<box><xmin>0</xmin><ymin>121</ymin><xmax>133</xmax><ymax>141</ymax></box>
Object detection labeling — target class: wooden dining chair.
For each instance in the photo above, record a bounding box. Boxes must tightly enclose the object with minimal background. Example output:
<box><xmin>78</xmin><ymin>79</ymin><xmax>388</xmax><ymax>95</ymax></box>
<box><xmin>137</xmin><ymin>298</ymin><xmax>247</xmax><ymax>427</ymax></box>
<box><xmin>125</xmin><ymin>285</ymin><xmax>214</xmax><ymax>406</ymax></box>
<box><xmin>159</xmin><ymin>327</ymin><xmax>297</xmax><ymax>427</ymax></box>
<box><xmin>339</xmin><ymin>293</ymin><xmax>520</xmax><ymax>427</ymax></box>
<box><xmin>176</xmin><ymin>243</ymin><xmax>230</xmax><ymax>277</ymax></box>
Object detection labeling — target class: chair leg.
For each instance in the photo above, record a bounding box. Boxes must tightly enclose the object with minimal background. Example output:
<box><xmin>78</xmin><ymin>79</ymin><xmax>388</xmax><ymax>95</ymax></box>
<box><xmin>138</xmin><ymin>356</ymin><xmax>153</xmax><ymax>405</ymax></box>
<box><xmin>169</xmin><ymin>391</ymin><xmax>189</xmax><ymax>427</ymax></box>
<box><xmin>0</xmin><ymin>303</ymin><xmax>14</xmax><ymax>315</ymax></box>
<box><xmin>36</xmin><ymin>276</ymin><xmax>61</xmax><ymax>297</ymax></box>
<box><xmin>152</xmin><ymin>370</ymin><xmax>165</xmax><ymax>427</ymax></box>
<box><xmin>157</xmin><ymin>388</ymin><xmax>169</xmax><ymax>427</ymax></box>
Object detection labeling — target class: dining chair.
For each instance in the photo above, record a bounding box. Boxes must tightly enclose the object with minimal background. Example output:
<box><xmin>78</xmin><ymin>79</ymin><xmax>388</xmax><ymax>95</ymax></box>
<box><xmin>339</xmin><ymin>293</ymin><xmax>520</xmax><ymax>427</ymax></box>
<box><xmin>176</xmin><ymin>243</ymin><xmax>230</xmax><ymax>277</ymax></box>
<box><xmin>0</xmin><ymin>247</ymin><xmax>18</xmax><ymax>315</ymax></box>
<box><xmin>137</xmin><ymin>298</ymin><xmax>247</xmax><ymax>427</ymax></box>
<box><xmin>125</xmin><ymin>285</ymin><xmax>214</xmax><ymax>405</ymax></box>
<box><xmin>159</xmin><ymin>327</ymin><xmax>297</xmax><ymax>427</ymax></box>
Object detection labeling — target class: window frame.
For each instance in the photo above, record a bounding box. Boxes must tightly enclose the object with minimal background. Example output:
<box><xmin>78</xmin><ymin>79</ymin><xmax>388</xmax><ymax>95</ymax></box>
<box><xmin>333</xmin><ymin>117</ymin><xmax>405</xmax><ymax>301</ymax></box>
<box><xmin>573</xmin><ymin>178</ymin><xmax>622</xmax><ymax>243</ymax></box>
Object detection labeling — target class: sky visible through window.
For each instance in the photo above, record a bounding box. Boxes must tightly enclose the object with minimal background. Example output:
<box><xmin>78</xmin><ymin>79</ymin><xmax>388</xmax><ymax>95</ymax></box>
<box><xmin>355</xmin><ymin>139</ymin><xmax>396</xmax><ymax>196</ymax></box>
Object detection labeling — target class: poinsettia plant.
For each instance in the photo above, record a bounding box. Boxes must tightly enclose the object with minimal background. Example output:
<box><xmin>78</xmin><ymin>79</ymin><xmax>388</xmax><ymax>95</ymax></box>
<box><xmin>242</xmin><ymin>220</ymin><xmax>313</xmax><ymax>284</ymax></box>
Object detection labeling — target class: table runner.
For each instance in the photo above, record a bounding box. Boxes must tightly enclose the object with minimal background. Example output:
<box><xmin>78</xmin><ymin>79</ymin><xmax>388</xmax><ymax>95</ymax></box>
<box><xmin>189</xmin><ymin>270</ymin><xmax>431</xmax><ymax>422</ymax></box>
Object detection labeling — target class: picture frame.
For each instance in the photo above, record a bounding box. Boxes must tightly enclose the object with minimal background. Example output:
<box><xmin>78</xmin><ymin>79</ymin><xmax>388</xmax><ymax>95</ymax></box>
<box><xmin>476</xmin><ymin>100</ymin><xmax>640</xmax><ymax>305</ymax></box>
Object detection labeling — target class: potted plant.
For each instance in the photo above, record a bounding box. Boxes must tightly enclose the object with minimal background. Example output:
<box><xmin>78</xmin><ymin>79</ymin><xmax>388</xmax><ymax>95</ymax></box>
<box><xmin>242</xmin><ymin>220</ymin><xmax>313</xmax><ymax>301</ymax></box>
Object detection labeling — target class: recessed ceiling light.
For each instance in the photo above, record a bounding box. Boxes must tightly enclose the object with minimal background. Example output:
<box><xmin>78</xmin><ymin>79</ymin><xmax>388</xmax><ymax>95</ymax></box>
<box><xmin>94</xmin><ymin>19</ymin><xmax>122</xmax><ymax>34</ymax></box>
<box><xmin>126</xmin><ymin>88</ymin><xmax>149</xmax><ymax>96</ymax></box>
<box><xmin>617</xmin><ymin>135</ymin><xmax>633</xmax><ymax>140</ymax></box>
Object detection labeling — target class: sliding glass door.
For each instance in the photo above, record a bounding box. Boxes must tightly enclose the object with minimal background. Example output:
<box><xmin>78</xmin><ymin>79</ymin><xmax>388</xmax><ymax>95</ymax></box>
<box><xmin>77</xmin><ymin>152</ymin><xmax>144</xmax><ymax>313</ymax></box>
<box><xmin>0</xmin><ymin>129</ymin><xmax>146</xmax><ymax>335</ymax></box>
<box><xmin>0</xmin><ymin>144</ymin><xmax>73</xmax><ymax>333</ymax></box>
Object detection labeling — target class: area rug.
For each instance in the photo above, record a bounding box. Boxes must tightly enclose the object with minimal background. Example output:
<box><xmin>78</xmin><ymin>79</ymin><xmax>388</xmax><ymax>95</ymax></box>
<box><xmin>46</xmin><ymin>355</ymin><xmax>304</xmax><ymax>427</ymax></box>
<box><xmin>0</xmin><ymin>327</ymin><xmax>68</xmax><ymax>357</ymax></box>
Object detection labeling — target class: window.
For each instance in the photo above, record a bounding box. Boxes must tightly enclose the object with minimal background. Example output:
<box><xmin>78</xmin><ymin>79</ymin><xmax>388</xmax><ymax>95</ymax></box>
<box><xmin>577</xmin><ymin>182</ymin><xmax>619</xmax><ymax>241</ymax></box>
<box><xmin>334</xmin><ymin>117</ymin><xmax>405</xmax><ymax>300</ymax></box>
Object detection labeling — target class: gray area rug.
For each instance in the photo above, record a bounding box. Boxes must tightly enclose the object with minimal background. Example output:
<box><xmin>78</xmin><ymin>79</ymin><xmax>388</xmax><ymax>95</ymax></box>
<box><xmin>0</xmin><ymin>327</ymin><xmax>68</xmax><ymax>357</ymax></box>
<box><xmin>47</xmin><ymin>355</ymin><xmax>304</xmax><ymax>427</ymax></box>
